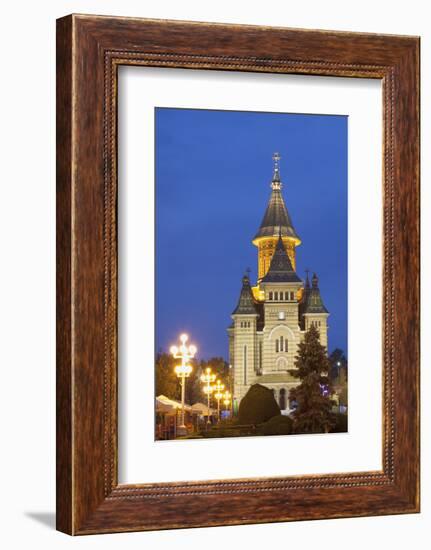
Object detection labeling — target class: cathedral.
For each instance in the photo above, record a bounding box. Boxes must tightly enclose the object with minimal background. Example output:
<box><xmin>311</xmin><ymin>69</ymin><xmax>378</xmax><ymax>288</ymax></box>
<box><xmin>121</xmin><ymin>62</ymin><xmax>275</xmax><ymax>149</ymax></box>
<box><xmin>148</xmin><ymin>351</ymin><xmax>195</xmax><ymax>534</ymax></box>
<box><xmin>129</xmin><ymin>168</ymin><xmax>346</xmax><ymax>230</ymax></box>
<box><xmin>228</xmin><ymin>153</ymin><xmax>329</xmax><ymax>413</ymax></box>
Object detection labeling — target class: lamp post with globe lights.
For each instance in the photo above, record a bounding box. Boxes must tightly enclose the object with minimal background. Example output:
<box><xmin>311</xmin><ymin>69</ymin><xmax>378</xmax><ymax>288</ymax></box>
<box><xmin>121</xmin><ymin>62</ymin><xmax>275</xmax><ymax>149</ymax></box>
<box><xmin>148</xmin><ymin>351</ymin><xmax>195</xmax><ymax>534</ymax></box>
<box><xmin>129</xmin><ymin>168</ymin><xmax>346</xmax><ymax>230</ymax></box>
<box><xmin>201</xmin><ymin>367</ymin><xmax>216</xmax><ymax>426</ymax></box>
<box><xmin>170</xmin><ymin>333</ymin><xmax>197</xmax><ymax>437</ymax></box>
<box><xmin>213</xmin><ymin>380</ymin><xmax>225</xmax><ymax>421</ymax></box>
<box><xmin>223</xmin><ymin>390</ymin><xmax>231</xmax><ymax>416</ymax></box>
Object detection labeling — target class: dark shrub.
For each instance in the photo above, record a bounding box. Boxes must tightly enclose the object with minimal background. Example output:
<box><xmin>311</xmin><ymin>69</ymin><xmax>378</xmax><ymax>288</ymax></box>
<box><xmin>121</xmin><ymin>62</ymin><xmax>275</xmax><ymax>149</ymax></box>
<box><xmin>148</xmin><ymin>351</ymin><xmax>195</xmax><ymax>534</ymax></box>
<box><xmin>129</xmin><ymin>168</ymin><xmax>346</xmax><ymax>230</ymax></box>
<box><xmin>330</xmin><ymin>413</ymin><xmax>348</xmax><ymax>433</ymax></box>
<box><xmin>262</xmin><ymin>414</ymin><xmax>293</xmax><ymax>436</ymax></box>
<box><xmin>238</xmin><ymin>384</ymin><xmax>280</xmax><ymax>425</ymax></box>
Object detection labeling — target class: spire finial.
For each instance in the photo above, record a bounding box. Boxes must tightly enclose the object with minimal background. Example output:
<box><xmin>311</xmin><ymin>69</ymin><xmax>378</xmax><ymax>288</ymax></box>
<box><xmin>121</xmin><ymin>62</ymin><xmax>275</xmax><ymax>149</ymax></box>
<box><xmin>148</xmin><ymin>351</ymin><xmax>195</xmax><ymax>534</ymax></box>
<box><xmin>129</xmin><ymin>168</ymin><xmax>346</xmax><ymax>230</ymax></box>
<box><xmin>305</xmin><ymin>268</ymin><xmax>310</xmax><ymax>288</ymax></box>
<box><xmin>271</xmin><ymin>152</ymin><xmax>282</xmax><ymax>190</ymax></box>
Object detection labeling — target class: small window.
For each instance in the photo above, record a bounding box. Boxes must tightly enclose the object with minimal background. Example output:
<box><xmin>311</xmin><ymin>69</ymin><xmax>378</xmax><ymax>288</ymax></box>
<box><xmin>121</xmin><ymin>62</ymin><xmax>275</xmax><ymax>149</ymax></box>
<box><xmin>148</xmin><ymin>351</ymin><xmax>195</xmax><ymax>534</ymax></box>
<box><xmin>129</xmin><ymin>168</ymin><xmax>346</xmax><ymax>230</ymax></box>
<box><xmin>290</xmin><ymin>291</ymin><xmax>295</xmax><ymax>301</ymax></box>
<box><xmin>274</xmin><ymin>292</ymin><xmax>278</xmax><ymax>300</ymax></box>
<box><xmin>275</xmin><ymin>340</ymin><xmax>279</xmax><ymax>353</ymax></box>
<box><xmin>269</xmin><ymin>291</ymin><xmax>273</xmax><ymax>300</ymax></box>
<box><xmin>280</xmin><ymin>335</ymin><xmax>284</xmax><ymax>352</ymax></box>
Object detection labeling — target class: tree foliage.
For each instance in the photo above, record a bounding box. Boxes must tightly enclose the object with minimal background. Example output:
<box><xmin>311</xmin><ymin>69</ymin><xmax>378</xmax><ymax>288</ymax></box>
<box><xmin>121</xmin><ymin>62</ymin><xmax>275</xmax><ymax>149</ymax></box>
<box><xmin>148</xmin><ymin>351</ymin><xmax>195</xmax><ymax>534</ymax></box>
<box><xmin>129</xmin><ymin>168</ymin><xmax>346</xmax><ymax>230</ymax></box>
<box><xmin>238</xmin><ymin>384</ymin><xmax>280</xmax><ymax>425</ymax></box>
<box><xmin>329</xmin><ymin>348</ymin><xmax>348</xmax><ymax>383</ymax></box>
<box><xmin>155</xmin><ymin>353</ymin><xmax>229</xmax><ymax>406</ymax></box>
<box><xmin>262</xmin><ymin>414</ymin><xmax>293</xmax><ymax>436</ymax></box>
<box><xmin>289</xmin><ymin>325</ymin><xmax>335</xmax><ymax>434</ymax></box>
<box><xmin>330</xmin><ymin>412</ymin><xmax>348</xmax><ymax>433</ymax></box>
<box><xmin>155</xmin><ymin>352</ymin><xmax>180</xmax><ymax>400</ymax></box>
<box><xmin>337</xmin><ymin>368</ymin><xmax>348</xmax><ymax>407</ymax></box>
<box><xmin>328</xmin><ymin>349</ymin><xmax>348</xmax><ymax>409</ymax></box>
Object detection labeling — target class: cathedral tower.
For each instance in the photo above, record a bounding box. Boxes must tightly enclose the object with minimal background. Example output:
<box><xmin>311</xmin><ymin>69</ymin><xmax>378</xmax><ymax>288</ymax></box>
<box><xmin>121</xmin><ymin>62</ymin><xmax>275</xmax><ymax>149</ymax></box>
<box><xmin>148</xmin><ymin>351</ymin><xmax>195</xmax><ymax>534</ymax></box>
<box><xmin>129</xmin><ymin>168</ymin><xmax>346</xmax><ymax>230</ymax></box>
<box><xmin>228</xmin><ymin>152</ymin><xmax>330</xmax><ymax>412</ymax></box>
<box><xmin>252</xmin><ymin>153</ymin><xmax>301</xmax><ymax>294</ymax></box>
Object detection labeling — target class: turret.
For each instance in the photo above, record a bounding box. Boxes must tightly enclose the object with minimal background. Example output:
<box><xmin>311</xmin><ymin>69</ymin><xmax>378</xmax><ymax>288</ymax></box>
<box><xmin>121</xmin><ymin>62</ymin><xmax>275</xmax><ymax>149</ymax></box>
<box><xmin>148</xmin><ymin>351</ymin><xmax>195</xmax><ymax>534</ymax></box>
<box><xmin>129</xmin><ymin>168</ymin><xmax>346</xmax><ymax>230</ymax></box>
<box><xmin>301</xmin><ymin>272</ymin><xmax>329</xmax><ymax>348</ymax></box>
<box><xmin>230</xmin><ymin>273</ymin><xmax>259</xmax><ymax>399</ymax></box>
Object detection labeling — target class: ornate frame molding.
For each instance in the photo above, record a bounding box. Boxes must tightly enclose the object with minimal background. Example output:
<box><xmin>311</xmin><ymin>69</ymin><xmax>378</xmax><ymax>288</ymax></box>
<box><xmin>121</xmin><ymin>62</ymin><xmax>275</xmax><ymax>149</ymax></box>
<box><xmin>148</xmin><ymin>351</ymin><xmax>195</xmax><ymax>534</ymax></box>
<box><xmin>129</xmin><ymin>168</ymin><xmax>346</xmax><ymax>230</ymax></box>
<box><xmin>57</xmin><ymin>15</ymin><xmax>419</xmax><ymax>534</ymax></box>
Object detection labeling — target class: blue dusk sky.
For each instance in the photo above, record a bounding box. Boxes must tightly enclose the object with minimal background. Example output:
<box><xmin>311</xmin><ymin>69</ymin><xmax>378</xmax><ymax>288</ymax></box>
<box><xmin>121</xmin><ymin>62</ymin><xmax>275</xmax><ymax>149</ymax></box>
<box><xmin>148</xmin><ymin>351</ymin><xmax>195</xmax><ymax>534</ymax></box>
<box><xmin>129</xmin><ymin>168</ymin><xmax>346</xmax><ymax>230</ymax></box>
<box><xmin>155</xmin><ymin>108</ymin><xmax>348</xmax><ymax>361</ymax></box>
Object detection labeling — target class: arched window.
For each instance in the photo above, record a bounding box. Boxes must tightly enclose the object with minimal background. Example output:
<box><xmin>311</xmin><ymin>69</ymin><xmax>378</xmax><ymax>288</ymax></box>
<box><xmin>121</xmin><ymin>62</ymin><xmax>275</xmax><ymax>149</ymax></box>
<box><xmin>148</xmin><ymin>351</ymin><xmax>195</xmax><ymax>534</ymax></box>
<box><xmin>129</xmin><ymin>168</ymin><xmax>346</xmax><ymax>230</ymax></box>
<box><xmin>275</xmin><ymin>339</ymin><xmax>279</xmax><ymax>353</ymax></box>
<box><xmin>274</xmin><ymin>291</ymin><xmax>278</xmax><ymax>301</ymax></box>
<box><xmin>269</xmin><ymin>291</ymin><xmax>273</xmax><ymax>300</ymax></box>
<box><xmin>279</xmin><ymin>388</ymin><xmax>286</xmax><ymax>410</ymax></box>
<box><xmin>280</xmin><ymin>335</ymin><xmax>284</xmax><ymax>352</ymax></box>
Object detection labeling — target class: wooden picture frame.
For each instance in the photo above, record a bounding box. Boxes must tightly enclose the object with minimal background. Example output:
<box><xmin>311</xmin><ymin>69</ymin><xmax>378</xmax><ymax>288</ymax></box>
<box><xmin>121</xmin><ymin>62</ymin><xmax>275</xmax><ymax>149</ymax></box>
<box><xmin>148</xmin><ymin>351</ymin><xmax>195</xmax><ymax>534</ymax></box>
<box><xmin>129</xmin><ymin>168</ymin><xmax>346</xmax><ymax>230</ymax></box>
<box><xmin>56</xmin><ymin>14</ymin><xmax>420</xmax><ymax>535</ymax></box>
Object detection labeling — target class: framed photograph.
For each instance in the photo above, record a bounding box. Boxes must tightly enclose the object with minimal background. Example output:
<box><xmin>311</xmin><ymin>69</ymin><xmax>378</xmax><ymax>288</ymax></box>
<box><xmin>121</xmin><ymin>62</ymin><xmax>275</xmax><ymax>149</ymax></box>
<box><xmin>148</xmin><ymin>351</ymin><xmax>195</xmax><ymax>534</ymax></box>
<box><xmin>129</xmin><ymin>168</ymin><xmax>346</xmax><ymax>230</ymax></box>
<box><xmin>56</xmin><ymin>14</ymin><xmax>420</xmax><ymax>534</ymax></box>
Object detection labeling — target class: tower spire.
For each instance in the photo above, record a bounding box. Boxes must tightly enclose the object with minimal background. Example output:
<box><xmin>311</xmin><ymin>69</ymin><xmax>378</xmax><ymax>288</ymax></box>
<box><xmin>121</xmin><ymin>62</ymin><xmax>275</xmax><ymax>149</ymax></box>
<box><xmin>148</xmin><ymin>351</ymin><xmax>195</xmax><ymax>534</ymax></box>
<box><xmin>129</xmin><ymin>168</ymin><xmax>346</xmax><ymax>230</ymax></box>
<box><xmin>232</xmin><ymin>272</ymin><xmax>258</xmax><ymax>315</ymax></box>
<box><xmin>271</xmin><ymin>152</ymin><xmax>282</xmax><ymax>190</ymax></box>
<box><xmin>302</xmin><ymin>272</ymin><xmax>329</xmax><ymax>314</ymax></box>
<box><xmin>305</xmin><ymin>268</ymin><xmax>310</xmax><ymax>289</ymax></box>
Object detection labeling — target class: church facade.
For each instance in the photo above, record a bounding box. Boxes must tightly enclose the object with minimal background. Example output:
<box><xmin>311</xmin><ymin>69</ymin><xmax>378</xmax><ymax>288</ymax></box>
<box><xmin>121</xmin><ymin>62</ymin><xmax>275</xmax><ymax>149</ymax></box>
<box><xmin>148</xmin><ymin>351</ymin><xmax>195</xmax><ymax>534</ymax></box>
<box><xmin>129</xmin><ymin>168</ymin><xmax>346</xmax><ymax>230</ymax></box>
<box><xmin>227</xmin><ymin>153</ymin><xmax>329</xmax><ymax>413</ymax></box>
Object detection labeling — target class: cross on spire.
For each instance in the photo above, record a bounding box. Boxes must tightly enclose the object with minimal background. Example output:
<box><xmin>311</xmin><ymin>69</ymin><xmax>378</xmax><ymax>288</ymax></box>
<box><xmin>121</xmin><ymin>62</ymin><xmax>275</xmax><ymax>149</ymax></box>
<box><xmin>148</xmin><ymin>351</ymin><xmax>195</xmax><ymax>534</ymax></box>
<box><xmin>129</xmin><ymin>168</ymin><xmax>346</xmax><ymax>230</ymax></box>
<box><xmin>271</xmin><ymin>151</ymin><xmax>282</xmax><ymax>189</ymax></box>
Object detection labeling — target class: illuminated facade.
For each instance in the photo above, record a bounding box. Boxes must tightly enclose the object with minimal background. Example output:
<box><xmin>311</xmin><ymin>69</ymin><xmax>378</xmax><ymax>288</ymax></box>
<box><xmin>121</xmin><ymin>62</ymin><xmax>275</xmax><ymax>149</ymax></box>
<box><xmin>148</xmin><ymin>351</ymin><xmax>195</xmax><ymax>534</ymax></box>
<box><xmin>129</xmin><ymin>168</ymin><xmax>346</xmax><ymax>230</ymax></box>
<box><xmin>227</xmin><ymin>153</ymin><xmax>329</xmax><ymax>412</ymax></box>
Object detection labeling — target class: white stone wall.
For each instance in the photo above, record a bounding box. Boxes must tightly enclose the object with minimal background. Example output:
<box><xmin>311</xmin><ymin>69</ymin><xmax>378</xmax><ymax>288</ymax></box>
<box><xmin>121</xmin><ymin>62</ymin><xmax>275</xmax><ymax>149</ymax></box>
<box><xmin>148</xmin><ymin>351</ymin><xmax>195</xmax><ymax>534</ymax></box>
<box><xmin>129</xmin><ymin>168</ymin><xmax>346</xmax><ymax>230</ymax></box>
<box><xmin>231</xmin><ymin>314</ymin><xmax>258</xmax><ymax>401</ymax></box>
<box><xmin>230</xmin><ymin>286</ymin><xmax>329</xmax><ymax>406</ymax></box>
<box><xmin>261</xmin><ymin>283</ymin><xmax>302</xmax><ymax>375</ymax></box>
<box><xmin>303</xmin><ymin>313</ymin><xmax>329</xmax><ymax>350</ymax></box>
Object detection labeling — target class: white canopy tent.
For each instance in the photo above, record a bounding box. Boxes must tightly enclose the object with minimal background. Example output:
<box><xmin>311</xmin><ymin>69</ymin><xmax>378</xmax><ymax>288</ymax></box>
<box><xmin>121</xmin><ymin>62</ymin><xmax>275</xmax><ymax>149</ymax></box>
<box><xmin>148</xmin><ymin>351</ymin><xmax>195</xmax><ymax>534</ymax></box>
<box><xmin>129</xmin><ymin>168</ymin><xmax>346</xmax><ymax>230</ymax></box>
<box><xmin>191</xmin><ymin>402</ymin><xmax>216</xmax><ymax>416</ymax></box>
<box><xmin>156</xmin><ymin>395</ymin><xmax>192</xmax><ymax>414</ymax></box>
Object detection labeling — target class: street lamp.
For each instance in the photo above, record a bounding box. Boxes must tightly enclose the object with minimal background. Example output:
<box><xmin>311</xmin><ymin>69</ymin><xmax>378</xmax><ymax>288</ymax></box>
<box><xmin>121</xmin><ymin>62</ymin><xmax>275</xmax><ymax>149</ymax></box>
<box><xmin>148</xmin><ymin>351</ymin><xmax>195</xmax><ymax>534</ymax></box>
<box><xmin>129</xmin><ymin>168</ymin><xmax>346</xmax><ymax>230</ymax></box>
<box><xmin>228</xmin><ymin>364</ymin><xmax>233</xmax><ymax>416</ymax></box>
<box><xmin>170</xmin><ymin>333</ymin><xmax>197</xmax><ymax>437</ymax></box>
<box><xmin>213</xmin><ymin>380</ymin><xmax>225</xmax><ymax>421</ymax></box>
<box><xmin>200</xmin><ymin>367</ymin><xmax>216</xmax><ymax>426</ymax></box>
<box><xmin>223</xmin><ymin>390</ymin><xmax>231</xmax><ymax>416</ymax></box>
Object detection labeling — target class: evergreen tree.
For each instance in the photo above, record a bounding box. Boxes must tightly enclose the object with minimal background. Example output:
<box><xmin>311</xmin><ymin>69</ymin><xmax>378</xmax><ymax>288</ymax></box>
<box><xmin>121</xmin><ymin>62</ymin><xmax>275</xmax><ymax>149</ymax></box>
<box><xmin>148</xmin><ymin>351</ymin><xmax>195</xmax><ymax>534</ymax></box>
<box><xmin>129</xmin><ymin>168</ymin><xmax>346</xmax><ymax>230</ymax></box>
<box><xmin>289</xmin><ymin>325</ymin><xmax>335</xmax><ymax>434</ymax></box>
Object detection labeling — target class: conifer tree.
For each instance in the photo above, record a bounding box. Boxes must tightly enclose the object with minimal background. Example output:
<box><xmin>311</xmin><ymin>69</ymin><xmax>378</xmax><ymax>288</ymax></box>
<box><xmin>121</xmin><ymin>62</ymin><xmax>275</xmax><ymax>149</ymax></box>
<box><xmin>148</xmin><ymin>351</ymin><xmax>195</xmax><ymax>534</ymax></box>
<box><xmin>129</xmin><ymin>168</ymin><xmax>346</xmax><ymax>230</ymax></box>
<box><xmin>289</xmin><ymin>325</ymin><xmax>335</xmax><ymax>433</ymax></box>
